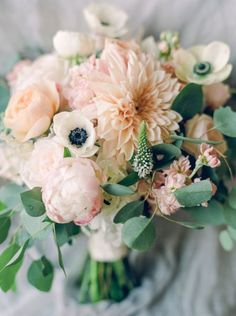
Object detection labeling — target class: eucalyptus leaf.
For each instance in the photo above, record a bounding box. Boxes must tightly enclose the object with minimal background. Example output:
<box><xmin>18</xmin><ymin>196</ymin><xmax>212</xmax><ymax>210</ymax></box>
<box><xmin>102</xmin><ymin>184</ymin><xmax>134</xmax><ymax>196</ymax></box>
<box><xmin>183</xmin><ymin>199</ymin><xmax>225</xmax><ymax>226</ymax></box>
<box><xmin>0</xmin><ymin>80</ymin><xmax>10</xmax><ymax>112</ymax></box>
<box><xmin>114</xmin><ymin>200</ymin><xmax>144</xmax><ymax>224</ymax></box>
<box><xmin>21</xmin><ymin>212</ymin><xmax>52</xmax><ymax>239</ymax></box>
<box><xmin>213</xmin><ymin>106</ymin><xmax>236</xmax><ymax>137</ymax></box>
<box><xmin>55</xmin><ymin>223</ymin><xmax>80</xmax><ymax>246</ymax></box>
<box><xmin>0</xmin><ymin>183</ymin><xmax>24</xmax><ymax>212</ymax></box>
<box><xmin>0</xmin><ymin>217</ymin><xmax>11</xmax><ymax>244</ymax></box>
<box><xmin>122</xmin><ymin>216</ymin><xmax>156</xmax><ymax>251</ymax></box>
<box><xmin>172</xmin><ymin>83</ymin><xmax>203</xmax><ymax>119</ymax></box>
<box><xmin>223</xmin><ymin>202</ymin><xmax>236</xmax><ymax>229</ymax></box>
<box><xmin>21</xmin><ymin>187</ymin><xmax>45</xmax><ymax>217</ymax></box>
<box><xmin>0</xmin><ymin>243</ymin><xmax>20</xmax><ymax>271</ymax></box>
<box><xmin>219</xmin><ymin>230</ymin><xmax>234</xmax><ymax>251</ymax></box>
<box><xmin>174</xmin><ymin>180</ymin><xmax>212</xmax><ymax>207</ymax></box>
<box><xmin>228</xmin><ymin>188</ymin><xmax>236</xmax><ymax>209</ymax></box>
<box><xmin>118</xmin><ymin>171</ymin><xmax>140</xmax><ymax>186</ymax></box>
<box><xmin>53</xmin><ymin>226</ymin><xmax>66</xmax><ymax>275</ymax></box>
<box><xmin>27</xmin><ymin>256</ymin><xmax>54</xmax><ymax>292</ymax></box>
<box><xmin>152</xmin><ymin>143</ymin><xmax>181</xmax><ymax>160</ymax></box>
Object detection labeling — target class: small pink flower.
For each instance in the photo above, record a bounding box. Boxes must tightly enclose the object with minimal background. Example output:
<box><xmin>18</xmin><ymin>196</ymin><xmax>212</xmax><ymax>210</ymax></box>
<box><xmin>6</xmin><ymin>60</ymin><xmax>32</xmax><ymax>89</ymax></box>
<box><xmin>42</xmin><ymin>158</ymin><xmax>104</xmax><ymax>225</ymax></box>
<box><xmin>154</xmin><ymin>186</ymin><xmax>181</xmax><ymax>216</ymax></box>
<box><xmin>199</xmin><ymin>143</ymin><xmax>221</xmax><ymax>168</ymax></box>
<box><xmin>165</xmin><ymin>156</ymin><xmax>191</xmax><ymax>177</ymax></box>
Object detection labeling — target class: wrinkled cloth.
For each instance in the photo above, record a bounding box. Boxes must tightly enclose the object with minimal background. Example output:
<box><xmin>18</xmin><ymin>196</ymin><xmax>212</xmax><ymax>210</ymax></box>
<box><xmin>1</xmin><ymin>1</ymin><xmax>236</xmax><ymax>315</ymax></box>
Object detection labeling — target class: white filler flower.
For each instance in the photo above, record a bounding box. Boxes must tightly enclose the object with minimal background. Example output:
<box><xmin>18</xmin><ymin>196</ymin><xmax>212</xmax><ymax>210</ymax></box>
<box><xmin>83</xmin><ymin>3</ymin><xmax>128</xmax><ymax>38</ymax></box>
<box><xmin>53</xmin><ymin>31</ymin><xmax>95</xmax><ymax>58</ymax></box>
<box><xmin>53</xmin><ymin>111</ymin><xmax>98</xmax><ymax>157</ymax></box>
<box><xmin>174</xmin><ymin>41</ymin><xmax>232</xmax><ymax>85</ymax></box>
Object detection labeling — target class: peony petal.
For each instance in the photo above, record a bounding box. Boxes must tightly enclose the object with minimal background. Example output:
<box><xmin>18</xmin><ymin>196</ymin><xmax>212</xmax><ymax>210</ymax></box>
<box><xmin>203</xmin><ymin>41</ymin><xmax>230</xmax><ymax>72</ymax></box>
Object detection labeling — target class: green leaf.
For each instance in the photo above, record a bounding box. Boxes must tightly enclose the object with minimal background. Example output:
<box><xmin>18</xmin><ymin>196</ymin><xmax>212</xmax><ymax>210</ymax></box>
<box><xmin>53</xmin><ymin>225</ymin><xmax>66</xmax><ymax>275</ymax></box>
<box><xmin>0</xmin><ymin>240</ymin><xmax>29</xmax><ymax>292</ymax></box>
<box><xmin>0</xmin><ymin>217</ymin><xmax>11</xmax><ymax>244</ymax></box>
<box><xmin>63</xmin><ymin>147</ymin><xmax>72</xmax><ymax>158</ymax></box>
<box><xmin>174</xmin><ymin>180</ymin><xmax>212</xmax><ymax>207</ymax></box>
<box><xmin>172</xmin><ymin>83</ymin><xmax>203</xmax><ymax>119</ymax></box>
<box><xmin>152</xmin><ymin>143</ymin><xmax>181</xmax><ymax>160</ymax></box>
<box><xmin>114</xmin><ymin>200</ymin><xmax>144</xmax><ymax>224</ymax></box>
<box><xmin>0</xmin><ymin>183</ymin><xmax>24</xmax><ymax>212</ymax></box>
<box><xmin>55</xmin><ymin>223</ymin><xmax>80</xmax><ymax>246</ymax></box>
<box><xmin>122</xmin><ymin>217</ymin><xmax>156</xmax><ymax>251</ymax></box>
<box><xmin>27</xmin><ymin>256</ymin><xmax>54</xmax><ymax>292</ymax></box>
<box><xmin>171</xmin><ymin>134</ymin><xmax>223</xmax><ymax>145</ymax></box>
<box><xmin>0</xmin><ymin>243</ymin><xmax>20</xmax><ymax>271</ymax></box>
<box><xmin>21</xmin><ymin>212</ymin><xmax>52</xmax><ymax>239</ymax></box>
<box><xmin>228</xmin><ymin>188</ymin><xmax>236</xmax><ymax>209</ymax></box>
<box><xmin>219</xmin><ymin>230</ymin><xmax>234</xmax><ymax>251</ymax></box>
<box><xmin>183</xmin><ymin>199</ymin><xmax>225</xmax><ymax>226</ymax></box>
<box><xmin>0</xmin><ymin>80</ymin><xmax>10</xmax><ymax>112</ymax></box>
<box><xmin>118</xmin><ymin>172</ymin><xmax>140</xmax><ymax>186</ymax></box>
<box><xmin>228</xmin><ymin>226</ymin><xmax>236</xmax><ymax>241</ymax></box>
<box><xmin>21</xmin><ymin>187</ymin><xmax>45</xmax><ymax>217</ymax></box>
<box><xmin>223</xmin><ymin>202</ymin><xmax>236</xmax><ymax>229</ymax></box>
<box><xmin>102</xmin><ymin>184</ymin><xmax>134</xmax><ymax>196</ymax></box>
<box><xmin>213</xmin><ymin>106</ymin><xmax>236</xmax><ymax>137</ymax></box>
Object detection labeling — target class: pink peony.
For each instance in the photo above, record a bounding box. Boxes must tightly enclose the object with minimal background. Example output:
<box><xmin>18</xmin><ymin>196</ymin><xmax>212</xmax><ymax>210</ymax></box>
<box><xmin>21</xmin><ymin>137</ymin><xmax>64</xmax><ymax>188</ymax></box>
<box><xmin>42</xmin><ymin>158</ymin><xmax>104</xmax><ymax>225</ymax></box>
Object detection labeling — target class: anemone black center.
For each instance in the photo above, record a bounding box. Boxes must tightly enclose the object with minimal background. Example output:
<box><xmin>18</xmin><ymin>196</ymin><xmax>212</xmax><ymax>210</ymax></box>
<box><xmin>193</xmin><ymin>61</ymin><xmax>212</xmax><ymax>75</ymax></box>
<box><xmin>69</xmin><ymin>127</ymin><xmax>88</xmax><ymax>147</ymax></box>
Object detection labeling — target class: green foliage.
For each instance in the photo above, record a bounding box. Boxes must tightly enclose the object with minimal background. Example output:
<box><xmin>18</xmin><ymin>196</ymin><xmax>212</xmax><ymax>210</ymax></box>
<box><xmin>63</xmin><ymin>147</ymin><xmax>72</xmax><ymax>158</ymax></box>
<box><xmin>184</xmin><ymin>199</ymin><xmax>225</xmax><ymax>226</ymax></box>
<box><xmin>118</xmin><ymin>171</ymin><xmax>140</xmax><ymax>186</ymax></box>
<box><xmin>219</xmin><ymin>230</ymin><xmax>234</xmax><ymax>251</ymax></box>
<box><xmin>122</xmin><ymin>217</ymin><xmax>156</xmax><ymax>251</ymax></box>
<box><xmin>213</xmin><ymin>106</ymin><xmax>236</xmax><ymax>137</ymax></box>
<box><xmin>171</xmin><ymin>134</ymin><xmax>223</xmax><ymax>145</ymax></box>
<box><xmin>53</xmin><ymin>226</ymin><xmax>66</xmax><ymax>275</ymax></box>
<box><xmin>27</xmin><ymin>256</ymin><xmax>54</xmax><ymax>292</ymax></box>
<box><xmin>21</xmin><ymin>212</ymin><xmax>52</xmax><ymax>240</ymax></box>
<box><xmin>21</xmin><ymin>187</ymin><xmax>46</xmax><ymax>217</ymax></box>
<box><xmin>0</xmin><ymin>240</ymin><xmax>29</xmax><ymax>292</ymax></box>
<box><xmin>223</xmin><ymin>202</ymin><xmax>236</xmax><ymax>229</ymax></box>
<box><xmin>0</xmin><ymin>217</ymin><xmax>11</xmax><ymax>244</ymax></box>
<box><xmin>174</xmin><ymin>180</ymin><xmax>212</xmax><ymax>207</ymax></box>
<box><xmin>172</xmin><ymin>83</ymin><xmax>203</xmax><ymax>119</ymax></box>
<box><xmin>102</xmin><ymin>184</ymin><xmax>134</xmax><ymax>196</ymax></box>
<box><xmin>55</xmin><ymin>222</ymin><xmax>80</xmax><ymax>246</ymax></box>
<box><xmin>228</xmin><ymin>188</ymin><xmax>236</xmax><ymax>209</ymax></box>
<box><xmin>114</xmin><ymin>200</ymin><xmax>145</xmax><ymax>224</ymax></box>
<box><xmin>0</xmin><ymin>183</ymin><xmax>25</xmax><ymax>212</ymax></box>
<box><xmin>152</xmin><ymin>143</ymin><xmax>182</xmax><ymax>170</ymax></box>
<box><xmin>0</xmin><ymin>78</ymin><xmax>10</xmax><ymax>112</ymax></box>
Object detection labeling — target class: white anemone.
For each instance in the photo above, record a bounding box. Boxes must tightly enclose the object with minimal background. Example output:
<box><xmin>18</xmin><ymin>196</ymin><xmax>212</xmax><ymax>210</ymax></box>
<box><xmin>174</xmin><ymin>41</ymin><xmax>232</xmax><ymax>85</ymax></box>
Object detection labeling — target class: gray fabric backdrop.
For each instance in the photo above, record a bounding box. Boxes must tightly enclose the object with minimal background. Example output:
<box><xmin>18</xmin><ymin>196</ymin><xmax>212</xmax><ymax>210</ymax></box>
<box><xmin>0</xmin><ymin>1</ymin><xmax>236</xmax><ymax>315</ymax></box>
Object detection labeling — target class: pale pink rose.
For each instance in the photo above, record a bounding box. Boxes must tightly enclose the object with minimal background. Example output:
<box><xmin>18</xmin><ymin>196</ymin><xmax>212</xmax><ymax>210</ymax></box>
<box><xmin>42</xmin><ymin>158</ymin><xmax>104</xmax><ymax>225</ymax></box>
<box><xmin>6</xmin><ymin>60</ymin><xmax>32</xmax><ymax>89</ymax></box>
<box><xmin>184</xmin><ymin>114</ymin><xmax>227</xmax><ymax>157</ymax></box>
<box><xmin>203</xmin><ymin>83</ymin><xmax>230</xmax><ymax>109</ymax></box>
<box><xmin>21</xmin><ymin>137</ymin><xmax>64</xmax><ymax>188</ymax></box>
<box><xmin>4</xmin><ymin>80</ymin><xmax>60</xmax><ymax>142</ymax></box>
<box><xmin>199</xmin><ymin>143</ymin><xmax>221</xmax><ymax>168</ymax></box>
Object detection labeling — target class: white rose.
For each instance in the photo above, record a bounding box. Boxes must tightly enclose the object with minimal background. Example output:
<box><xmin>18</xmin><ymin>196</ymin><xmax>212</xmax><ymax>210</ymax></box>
<box><xmin>20</xmin><ymin>137</ymin><xmax>64</xmax><ymax>189</ymax></box>
<box><xmin>53</xmin><ymin>31</ymin><xmax>95</xmax><ymax>58</ymax></box>
<box><xmin>53</xmin><ymin>111</ymin><xmax>98</xmax><ymax>157</ymax></box>
<box><xmin>83</xmin><ymin>3</ymin><xmax>128</xmax><ymax>38</ymax></box>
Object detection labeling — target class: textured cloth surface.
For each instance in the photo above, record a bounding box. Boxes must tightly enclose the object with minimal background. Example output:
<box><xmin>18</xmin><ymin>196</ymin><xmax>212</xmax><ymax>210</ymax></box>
<box><xmin>0</xmin><ymin>1</ymin><xmax>236</xmax><ymax>315</ymax></box>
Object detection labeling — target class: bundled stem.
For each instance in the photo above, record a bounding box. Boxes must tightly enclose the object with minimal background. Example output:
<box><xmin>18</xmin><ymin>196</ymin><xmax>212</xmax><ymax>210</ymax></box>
<box><xmin>77</xmin><ymin>255</ymin><xmax>138</xmax><ymax>304</ymax></box>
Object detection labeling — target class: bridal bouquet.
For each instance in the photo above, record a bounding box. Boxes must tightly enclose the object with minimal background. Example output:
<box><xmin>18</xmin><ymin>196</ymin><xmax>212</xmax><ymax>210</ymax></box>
<box><xmin>0</xmin><ymin>2</ymin><xmax>236</xmax><ymax>303</ymax></box>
